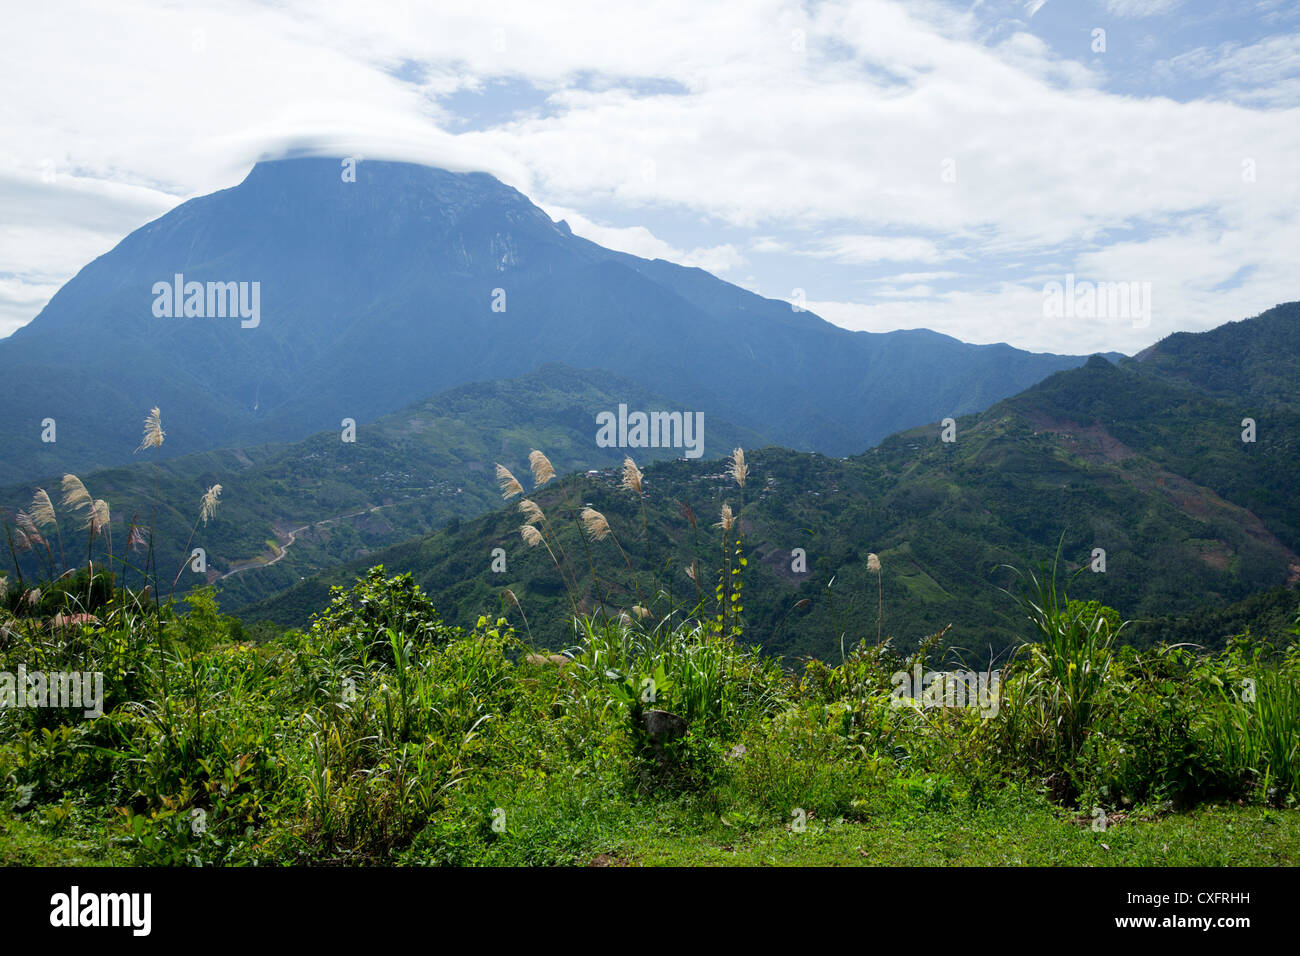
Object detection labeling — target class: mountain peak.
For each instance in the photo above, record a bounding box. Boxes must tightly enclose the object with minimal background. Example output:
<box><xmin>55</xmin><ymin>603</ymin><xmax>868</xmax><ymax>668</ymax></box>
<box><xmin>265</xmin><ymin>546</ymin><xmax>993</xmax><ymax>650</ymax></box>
<box><xmin>241</xmin><ymin>155</ymin><xmax>517</xmax><ymax>197</ymax></box>
<box><xmin>230</xmin><ymin>156</ymin><xmax>558</xmax><ymax>232</ymax></box>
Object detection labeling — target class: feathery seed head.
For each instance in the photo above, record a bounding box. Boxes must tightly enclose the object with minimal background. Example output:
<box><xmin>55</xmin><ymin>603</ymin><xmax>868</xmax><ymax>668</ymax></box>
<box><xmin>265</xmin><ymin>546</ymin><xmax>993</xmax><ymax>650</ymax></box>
<box><xmin>581</xmin><ymin>507</ymin><xmax>611</xmax><ymax>541</ymax></box>
<box><xmin>518</xmin><ymin>499</ymin><xmax>545</xmax><ymax>524</ymax></box>
<box><xmin>715</xmin><ymin>503</ymin><xmax>734</xmax><ymax>533</ymax></box>
<box><xmin>88</xmin><ymin>499</ymin><xmax>110</xmax><ymax>534</ymax></box>
<box><xmin>520</xmin><ymin>524</ymin><xmax>543</xmax><ymax>547</ymax></box>
<box><xmin>496</xmin><ymin>464</ymin><xmax>523</xmax><ymax>500</ymax></box>
<box><xmin>867</xmin><ymin>553</ymin><xmax>881</xmax><ymax>573</ymax></box>
<box><xmin>729</xmin><ymin>447</ymin><xmax>749</xmax><ymax>488</ymax></box>
<box><xmin>200</xmin><ymin>484</ymin><xmax>223</xmax><ymax>526</ymax></box>
<box><xmin>136</xmin><ymin>406</ymin><xmax>165</xmax><ymax>452</ymax></box>
<box><xmin>529</xmin><ymin>450</ymin><xmax>556</xmax><ymax>487</ymax></box>
<box><xmin>621</xmin><ymin>457</ymin><xmax>643</xmax><ymax>496</ymax></box>
<box><xmin>29</xmin><ymin>489</ymin><xmax>57</xmax><ymax>530</ymax></box>
<box><xmin>15</xmin><ymin>511</ymin><xmax>41</xmax><ymax>541</ymax></box>
<box><xmin>60</xmin><ymin>474</ymin><xmax>91</xmax><ymax>512</ymax></box>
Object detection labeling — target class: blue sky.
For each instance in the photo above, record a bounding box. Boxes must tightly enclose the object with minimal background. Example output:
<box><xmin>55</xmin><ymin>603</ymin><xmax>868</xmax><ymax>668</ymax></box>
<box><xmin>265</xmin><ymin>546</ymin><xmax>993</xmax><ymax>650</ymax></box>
<box><xmin>1</xmin><ymin>0</ymin><xmax>1296</xmax><ymax>354</ymax></box>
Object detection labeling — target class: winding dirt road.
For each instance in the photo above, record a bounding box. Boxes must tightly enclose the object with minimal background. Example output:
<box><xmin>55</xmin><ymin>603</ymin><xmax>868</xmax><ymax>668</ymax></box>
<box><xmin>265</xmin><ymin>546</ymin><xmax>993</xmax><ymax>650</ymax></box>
<box><xmin>217</xmin><ymin>505</ymin><xmax>388</xmax><ymax>580</ymax></box>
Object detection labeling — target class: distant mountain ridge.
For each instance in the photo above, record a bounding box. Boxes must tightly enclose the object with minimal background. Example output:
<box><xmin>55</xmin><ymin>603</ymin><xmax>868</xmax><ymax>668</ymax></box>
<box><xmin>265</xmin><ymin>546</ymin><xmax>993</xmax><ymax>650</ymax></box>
<box><xmin>2</xmin><ymin>156</ymin><xmax>1105</xmax><ymax>484</ymax></box>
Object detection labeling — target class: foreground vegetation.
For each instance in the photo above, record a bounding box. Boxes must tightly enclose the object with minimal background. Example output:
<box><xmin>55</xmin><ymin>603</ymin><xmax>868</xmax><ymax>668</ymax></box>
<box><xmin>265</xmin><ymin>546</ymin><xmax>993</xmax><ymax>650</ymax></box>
<box><xmin>2</xmin><ymin>418</ymin><xmax>1300</xmax><ymax>868</ymax></box>
<box><xmin>0</xmin><ymin>566</ymin><xmax>1296</xmax><ymax>866</ymax></box>
<box><xmin>1</xmin><ymin>437</ymin><xmax>1297</xmax><ymax>866</ymax></box>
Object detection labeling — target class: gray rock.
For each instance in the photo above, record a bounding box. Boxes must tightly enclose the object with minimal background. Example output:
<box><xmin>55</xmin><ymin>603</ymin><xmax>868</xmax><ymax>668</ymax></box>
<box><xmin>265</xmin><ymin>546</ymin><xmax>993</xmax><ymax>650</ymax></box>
<box><xmin>641</xmin><ymin>709</ymin><xmax>688</xmax><ymax>741</ymax></box>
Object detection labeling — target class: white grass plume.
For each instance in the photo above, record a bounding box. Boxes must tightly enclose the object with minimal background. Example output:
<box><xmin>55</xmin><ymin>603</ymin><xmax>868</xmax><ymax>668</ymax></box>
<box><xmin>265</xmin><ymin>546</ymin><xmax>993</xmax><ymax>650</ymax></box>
<box><xmin>715</xmin><ymin>503</ymin><xmax>734</xmax><ymax>533</ymax></box>
<box><xmin>729</xmin><ymin>447</ymin><xmax>748</xmax><ymax>488</ymax></box>
<box><xmin>496</xmin><ymin>464</ymin><xmax>523</xmax><ymax>500</ymax></box>
<box><xmin>621</xmin><ymin>457</ymin><xmax>643</xmax><ymax>496</ymax></box>
<box><xmin>199</xmin><ymin>484</ymin><xmax>223</xmax><ymax>525</ymax></box>
<box><xmin>89</xmin><ymin>499</ymin><xmax>110</xmax><ymax>534</ymax></box>
<box><xmin>580</xmin><ymin>507</ymin><xmax>611</xmax><ymax>541</ymax></box>
<box><xmin>29</xmin><ymin>489</ymin><xmax>57</xmax><ymax>530</ymax></box>
<box><xmin>529</xmin><ymin>450</ymin><xmax>556</xmax><ymax>488</ymax></box>
<box><xmin>60</xmin><ymin>474</ymin><xmax>91</xmax><ymax>513</ymax></box>
<box><xmin>136</xmin><ymin>406</ymin><xmax>165</xmax><ymax>452</ymax></box>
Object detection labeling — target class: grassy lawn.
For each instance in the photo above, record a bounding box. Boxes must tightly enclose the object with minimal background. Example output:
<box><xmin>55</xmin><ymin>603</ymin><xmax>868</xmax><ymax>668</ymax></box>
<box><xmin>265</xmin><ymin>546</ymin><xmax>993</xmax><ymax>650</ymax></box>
<box><xmin>621</xmin><ymin>803</ymin><xmax>1300</xmax><ymax>867</ymax></box>
<box><xmin>4</xmin><ymin>800</ymin><xmax>1295</xmax><ymax>867</ymax></box>
<box><xmin>0</xmin><ymin>810</ymin><xmax>130</xmax><ymax>867</ymax></box>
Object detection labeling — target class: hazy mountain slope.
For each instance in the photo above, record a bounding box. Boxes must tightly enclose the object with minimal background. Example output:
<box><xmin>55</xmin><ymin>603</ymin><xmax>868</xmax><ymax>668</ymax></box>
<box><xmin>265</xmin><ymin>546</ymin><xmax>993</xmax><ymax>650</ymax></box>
<box><xmin>243</xmin><ymin>339</ymin><xmax>1299</xmax><ymax>663</ymax></box>
<box><xmin>1</xmin><ymin>157</ymin><xmax>1100</xmax><ymax>484</ymax></box>
<box><xmin>1132</xmin><ymin>301</ymin><xmax>1300</xmax><ymax>411</ymax></box>
<box><xmin>1</xmin><ymin>365</ymin><xmax>766</xmax><ymax>607</ymax></box>
<box><xmin>1011</xmin><ymin>355</ymin><xmax>1300</xmax><ymax>554</ymax></box>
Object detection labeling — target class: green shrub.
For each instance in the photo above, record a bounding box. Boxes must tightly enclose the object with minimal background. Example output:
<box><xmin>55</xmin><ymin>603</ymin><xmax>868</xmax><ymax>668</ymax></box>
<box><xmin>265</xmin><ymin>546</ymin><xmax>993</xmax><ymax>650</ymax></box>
<box><xmin>719</xmin><ymin>706</ymin><xmax>886</xmax><ymax>825</ymax></box>
<box><xmin>308</xmin><ymin>566</ymin><xmax>452</xmax><ymax>668</ymax></box>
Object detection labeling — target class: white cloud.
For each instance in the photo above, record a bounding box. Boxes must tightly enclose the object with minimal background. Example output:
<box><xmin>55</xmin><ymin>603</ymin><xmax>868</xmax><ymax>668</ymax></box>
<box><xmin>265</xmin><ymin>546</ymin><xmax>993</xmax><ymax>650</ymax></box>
<box><xmin>0</xmin><ymin>0</ymin><xmax>1295</xmax><ymax>352</ymax></box>
<box><xmin>749</xmin><ymin>236</ymin><xmax>790</xmax><ymax>253</ymax></box>
<box><xmin>1104</xmin><ymin>0</ymin><xmax>1183</xmax><ymax>17</ymax></box>
<box><xmin>801</xmin><ymin>234</ymin><xmax>948</xmax><ymax>264</ymax></box>
<box><xmin>679</xmin><ymin>244</ymin><xmax>747</xmax><ymax>274</ymax></box>
<box><xmin>805</xmin><ymin>208</ymin><xmax>1300</xmax><ymax>355</ymax></box>
<box><xmin>1154</xmin><ymin>33</ymin><xmax>1300</xmax><ymax>107</ymax></box>
<box><xmin>540</xmin><ymin>204</ymin><xmax>745</xmax><ymax>273</ymax></box>
<box><xmin>864</xmin><ymin>271</ymin><xmax>964</xmax><ymax>283</ymax></box>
